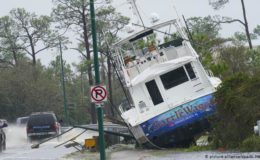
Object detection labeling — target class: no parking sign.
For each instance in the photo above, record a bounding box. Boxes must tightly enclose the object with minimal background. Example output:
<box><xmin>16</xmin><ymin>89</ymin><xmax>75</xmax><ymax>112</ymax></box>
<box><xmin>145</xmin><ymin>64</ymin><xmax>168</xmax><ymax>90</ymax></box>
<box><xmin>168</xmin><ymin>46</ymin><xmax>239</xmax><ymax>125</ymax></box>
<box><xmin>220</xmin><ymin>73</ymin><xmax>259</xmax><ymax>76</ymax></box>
<box><xmin>90</xmin><ymin>85</ymin><xmax>107</xmax><ymax>103</ymax></box>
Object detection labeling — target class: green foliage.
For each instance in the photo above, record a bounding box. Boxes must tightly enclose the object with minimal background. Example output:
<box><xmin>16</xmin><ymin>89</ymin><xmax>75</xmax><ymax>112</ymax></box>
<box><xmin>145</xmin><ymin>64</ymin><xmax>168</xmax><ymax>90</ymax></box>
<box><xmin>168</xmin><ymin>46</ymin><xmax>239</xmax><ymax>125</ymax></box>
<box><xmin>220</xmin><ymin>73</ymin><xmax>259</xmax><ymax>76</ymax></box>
<box><xmin>0</xmin><ymin>57</ymin><xmax>91</xmax><ymax>124</ymax></box>
<box><xmin>137</xmin><ymin>39</ymin><xmax>145</xmax><ymax>49</ymax></box>
<box><xmin>211</xmin><ymin>73</ymin><xmax>260</xmax><ymax>149</ymax></box>
<box><xmin>0</xmin><ymin>16</ymin><xmax>26</xmax><ymax>66</ymax></box>
<box><xmin>184</xmin><ymin>145</ymin><xmax>212</xmax><ymax>152</ymax></box>
<box><xmin>211</xmin><ymin>46</ymin><xmax>260</xmax><ymax>78</ymax></box>
<box><xmin>0</xmin><ymin>61</ymin><xmax>63</xmax><ymax>120</ymax></box>
<box><xmin>209</xmin><ymin>0</ymin><xmax>229</xmax><ymax>10</ymax></box>
<box><xmin>209</xmin><ymin>63</ymin><xmax>228</xmax><ymax>78</ymax></box>
<box><xmin>186</xmin><ymin>16</ymin><xmax>228</xmax><ymax>72</ymax></box>
<box><xmin>4</xmin><ymin>8</ymin><xmax>61</xmax><ymax>65</ymax></box>
<box><xmin>233</xmin><ymin>32</ymin><xmax>248</xmax><ymax>43</ymax></box>
<box><xmin>187</xmin><ymin>16</ymin><xmax>221</xmax><ymax>39</ymax></box>
<box><xmin>254</xmin><ymin>25</ymin><xmax>260</xmax><ymax>36</ymax></box>
<box><xmin>240</xmin><ymin>135</ymin><xmax>260</xmax><ymax>152</ymax></box>
<box><xmin>47</xmin><ymin>57</ymin><xmax>91</xmax><ymax>124</ymax></box>
<box><xmin>248</xmin><ymin>48</ymin><xmax>260</xmax><ymax>73</ymax></box>
<box><xmin>52</xmin><ymin>0</ymin><xmax>129</xmax><ymax>122</ymax></box>
<box><xmin>219</xmin><ymin>46</ymin><xmax>249</xmax><ymax>75</ymax></box>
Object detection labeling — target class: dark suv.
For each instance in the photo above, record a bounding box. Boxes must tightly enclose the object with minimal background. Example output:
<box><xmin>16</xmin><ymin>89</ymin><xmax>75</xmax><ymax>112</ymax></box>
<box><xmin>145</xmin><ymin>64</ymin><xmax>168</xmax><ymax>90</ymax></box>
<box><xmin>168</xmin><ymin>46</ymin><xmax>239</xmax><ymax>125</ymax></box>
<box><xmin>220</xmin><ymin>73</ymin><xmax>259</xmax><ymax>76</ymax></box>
<box><xmin>26</xmin><ymin>112</ymin><xmax>60</xmax><ymax>141</ymax></box>
<box><xmin>0</xmin><ymin>119</ymin><xmax>8</xmax><ymax>152</ymax></box>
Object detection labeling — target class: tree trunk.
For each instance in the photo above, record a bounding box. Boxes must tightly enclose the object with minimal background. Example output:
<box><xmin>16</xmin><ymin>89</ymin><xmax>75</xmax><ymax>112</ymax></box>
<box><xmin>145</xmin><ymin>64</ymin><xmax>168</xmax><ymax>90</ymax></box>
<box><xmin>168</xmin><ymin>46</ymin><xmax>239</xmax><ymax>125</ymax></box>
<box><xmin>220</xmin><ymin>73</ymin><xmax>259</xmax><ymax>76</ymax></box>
<box><xmin>12</xmin><ymin>50</ymin><xmax>18</xmax><ymax>66</ymax></box>
<box><xmin>107</xmin><ymin>51</ymin><xmax>115</xmax><ymax>116</ymax></box>
<box><xmin>27</xmin><ymin>32</ymin><xmax>37</xmax><ymax>66</ymax></box>
<box><xmin>100</xmin><ymin>53</ymin><xmax>107</xmax><ymax>86</ymax></box>
<box><xmin>241</xmin><ymin>0</ymin><xmax>252</xmax><ymax>49</ymax></box>
<box><xmin>82</xmin><ymin>8</ymin><xmax>96</xmax><ymax>124</ymax></box>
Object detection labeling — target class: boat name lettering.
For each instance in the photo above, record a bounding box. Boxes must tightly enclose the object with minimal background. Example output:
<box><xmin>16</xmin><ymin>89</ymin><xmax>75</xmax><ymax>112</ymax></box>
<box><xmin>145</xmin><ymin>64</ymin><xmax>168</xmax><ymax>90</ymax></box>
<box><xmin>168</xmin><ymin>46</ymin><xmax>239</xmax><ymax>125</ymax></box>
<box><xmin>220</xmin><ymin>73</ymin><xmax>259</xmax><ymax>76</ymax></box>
<box><xmin>145</xmin><ymin>96</ymin><xmax>214</xmax><ymax>133</ymax></box>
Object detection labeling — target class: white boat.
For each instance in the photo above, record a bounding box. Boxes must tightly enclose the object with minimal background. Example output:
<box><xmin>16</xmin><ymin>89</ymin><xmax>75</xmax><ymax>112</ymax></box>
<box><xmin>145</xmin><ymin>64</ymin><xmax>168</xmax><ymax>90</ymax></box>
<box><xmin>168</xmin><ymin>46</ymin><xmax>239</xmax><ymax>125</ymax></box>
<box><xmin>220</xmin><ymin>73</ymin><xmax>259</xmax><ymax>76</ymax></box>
<box><xmin>112</xmin><ymin>19</ymin><xmax>221</xmax><ymax>148</ymax></box>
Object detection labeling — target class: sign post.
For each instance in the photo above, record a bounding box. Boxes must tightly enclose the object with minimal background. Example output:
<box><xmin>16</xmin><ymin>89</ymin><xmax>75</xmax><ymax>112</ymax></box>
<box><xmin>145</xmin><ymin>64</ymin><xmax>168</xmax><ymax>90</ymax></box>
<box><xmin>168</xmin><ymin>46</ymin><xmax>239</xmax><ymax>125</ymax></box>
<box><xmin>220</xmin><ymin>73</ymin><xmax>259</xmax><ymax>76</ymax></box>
<box><xmin>90</xmin><ymin>0</ymin><xmax>106</xmax><ymax>160</ymax></box>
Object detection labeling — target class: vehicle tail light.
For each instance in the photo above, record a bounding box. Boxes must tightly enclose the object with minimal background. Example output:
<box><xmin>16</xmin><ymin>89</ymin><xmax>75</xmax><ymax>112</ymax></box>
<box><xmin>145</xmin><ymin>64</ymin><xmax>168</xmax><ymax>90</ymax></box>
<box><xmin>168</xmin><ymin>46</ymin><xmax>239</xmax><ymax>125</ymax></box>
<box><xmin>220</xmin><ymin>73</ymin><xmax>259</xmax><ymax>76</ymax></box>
<box><xmin>27</xmin><ymin>126</ymin><xmax>33</xmax><ymax>133</ymax></box>
<box><xmin>52</xmin><ymin>123</ymin><xmax>59</xmax><ymax>132</ymax></box>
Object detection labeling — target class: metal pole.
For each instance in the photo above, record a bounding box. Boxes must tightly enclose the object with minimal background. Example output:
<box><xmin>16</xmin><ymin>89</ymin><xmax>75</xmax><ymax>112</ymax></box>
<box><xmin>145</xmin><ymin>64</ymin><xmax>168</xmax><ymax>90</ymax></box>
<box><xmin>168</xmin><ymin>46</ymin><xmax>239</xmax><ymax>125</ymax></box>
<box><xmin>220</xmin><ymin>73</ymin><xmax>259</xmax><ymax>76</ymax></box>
<box><xmin>59</xmin><ymin>41</ymin><xmax>69</xmax><ymax>126</ymax></box>
<box><xmin>90</xmin><ymin>0</ymin><xmax>106</xmax><ymax>160</ymax></box>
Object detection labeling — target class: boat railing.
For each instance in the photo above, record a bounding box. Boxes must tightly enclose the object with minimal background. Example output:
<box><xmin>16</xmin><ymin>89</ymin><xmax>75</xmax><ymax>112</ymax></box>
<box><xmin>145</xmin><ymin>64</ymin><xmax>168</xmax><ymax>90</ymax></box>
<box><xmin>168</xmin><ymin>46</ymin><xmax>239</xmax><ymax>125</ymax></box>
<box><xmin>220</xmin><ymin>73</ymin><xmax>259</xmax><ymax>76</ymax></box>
<box><xmin>205</xmin><ymin>69</ymin><xmax>214</xmax><ymax>77</ymax></box>
<box><xmin>121</xmin><ymin>41</ymin><xmax>195</xmax><ymax>80</ymax></box>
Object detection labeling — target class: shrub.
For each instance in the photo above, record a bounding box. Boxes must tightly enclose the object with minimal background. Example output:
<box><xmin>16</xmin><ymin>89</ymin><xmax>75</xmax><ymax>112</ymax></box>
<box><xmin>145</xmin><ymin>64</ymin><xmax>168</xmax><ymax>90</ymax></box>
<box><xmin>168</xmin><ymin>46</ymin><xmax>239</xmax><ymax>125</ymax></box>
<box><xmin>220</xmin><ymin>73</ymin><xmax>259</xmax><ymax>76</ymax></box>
<box><xmin>240</xmin><ymin>135</ymin><xmax>260</xmax><ymax>152</ymax></box>
<box><xmin>210</xmin><ymin>73</ymin><xmax>260</xmax><ymax>149</ymax></box>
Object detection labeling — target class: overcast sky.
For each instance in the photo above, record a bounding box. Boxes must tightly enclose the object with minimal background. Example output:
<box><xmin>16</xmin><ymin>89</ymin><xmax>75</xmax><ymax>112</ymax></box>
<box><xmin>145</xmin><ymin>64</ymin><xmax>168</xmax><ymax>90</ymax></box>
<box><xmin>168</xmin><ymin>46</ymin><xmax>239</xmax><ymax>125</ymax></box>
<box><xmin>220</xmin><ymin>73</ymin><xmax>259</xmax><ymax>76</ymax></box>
<box><xmin>1</xmin><ymin>0</ymin><xmax>259</xmax><ymax>66</ymax></box>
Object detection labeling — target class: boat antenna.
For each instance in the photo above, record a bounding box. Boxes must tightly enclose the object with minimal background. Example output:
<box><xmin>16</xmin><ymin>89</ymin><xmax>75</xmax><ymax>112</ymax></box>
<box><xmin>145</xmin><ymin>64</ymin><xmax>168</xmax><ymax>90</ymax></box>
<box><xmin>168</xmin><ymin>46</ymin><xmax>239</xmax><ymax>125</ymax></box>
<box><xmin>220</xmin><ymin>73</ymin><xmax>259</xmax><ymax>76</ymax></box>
<box><xmin>171</xmin><ymin>1</ymin><xmax>181</xmax><ymax>21</ymax></box>
<box><xmin>127</xmin><ymin>0</ymin><xmax>145</xmax><ymax>28</ymax></box>
<box><xmin>171</xmin><ymin>1</ymin><xmax>186</xmax><ymax>29</ymax></box>
<box><xmin>182</xmin><ymin>15</ymin><xmax>194</xmax><ymax>46</ymax></box>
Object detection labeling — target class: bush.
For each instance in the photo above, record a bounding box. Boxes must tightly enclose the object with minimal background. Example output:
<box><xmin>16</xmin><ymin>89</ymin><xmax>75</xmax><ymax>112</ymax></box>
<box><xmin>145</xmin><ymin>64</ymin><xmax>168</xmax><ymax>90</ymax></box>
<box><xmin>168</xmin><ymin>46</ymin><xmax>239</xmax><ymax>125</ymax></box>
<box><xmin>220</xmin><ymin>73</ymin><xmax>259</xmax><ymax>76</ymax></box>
<box><xmin>210</xmin><ymin>73</ymin><xmax>260</xmax><ymax>149</ymax></box>
<box><xmin>240</xmin><ymin>135</ymin><xmax>260</xmax><ymax>152</ymax></box>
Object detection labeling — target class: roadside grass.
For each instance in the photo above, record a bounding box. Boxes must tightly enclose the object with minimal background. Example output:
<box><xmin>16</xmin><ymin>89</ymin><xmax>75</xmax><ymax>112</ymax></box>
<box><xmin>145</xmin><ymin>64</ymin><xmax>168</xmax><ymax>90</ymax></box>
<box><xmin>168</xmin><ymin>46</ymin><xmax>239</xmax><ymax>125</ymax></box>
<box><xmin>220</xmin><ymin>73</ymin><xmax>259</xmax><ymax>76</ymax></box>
<box><xmin>148</xmin><ymin>144</ymin><xmax>213</xmax><ymax>157</ymax></box>
<box><xmin>173</xmin><ymin>145</ymin><xmax>212</xmax><ymax>152</ymax></box>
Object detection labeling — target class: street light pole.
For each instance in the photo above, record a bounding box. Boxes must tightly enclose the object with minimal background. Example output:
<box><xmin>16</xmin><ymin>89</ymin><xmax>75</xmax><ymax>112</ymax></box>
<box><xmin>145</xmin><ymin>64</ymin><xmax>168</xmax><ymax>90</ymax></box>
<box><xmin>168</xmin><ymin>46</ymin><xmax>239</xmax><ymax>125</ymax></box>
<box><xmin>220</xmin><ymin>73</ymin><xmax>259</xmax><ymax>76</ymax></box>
<box><xmin>59</xmin><ymin>41</ymin><xmax>69</xmax><ymax>126</ymax></box>
<box><xmin>90</xmin><ymin>0</ymin><xmax>106</xmax><ymax>160</ymax></box>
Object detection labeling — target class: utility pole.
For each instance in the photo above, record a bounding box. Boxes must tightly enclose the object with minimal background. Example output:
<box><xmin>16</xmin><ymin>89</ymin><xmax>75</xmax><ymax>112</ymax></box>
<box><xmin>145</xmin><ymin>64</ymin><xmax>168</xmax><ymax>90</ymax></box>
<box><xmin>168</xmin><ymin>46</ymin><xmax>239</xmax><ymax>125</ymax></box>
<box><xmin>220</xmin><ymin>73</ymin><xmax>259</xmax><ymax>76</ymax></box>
<box><xmin>90</xmin><ymin>0</ymin><xmax>106</xmax><ymax>160</ymax></box>
<box><xmin>60</xmin><ymin>41</ymin><xmax>69</xmax><ymax>126</ymax></box>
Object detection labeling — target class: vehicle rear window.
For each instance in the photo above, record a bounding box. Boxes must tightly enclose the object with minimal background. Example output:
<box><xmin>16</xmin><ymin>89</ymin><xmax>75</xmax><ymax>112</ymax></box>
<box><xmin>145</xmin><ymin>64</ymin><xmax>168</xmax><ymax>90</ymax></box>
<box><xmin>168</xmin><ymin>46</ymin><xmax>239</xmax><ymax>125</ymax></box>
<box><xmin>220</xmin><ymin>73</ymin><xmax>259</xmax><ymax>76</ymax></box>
<box><xmin>27</xmin><ymin>114</ymin><xmax>56</xmax><ymax>126</ymax></box>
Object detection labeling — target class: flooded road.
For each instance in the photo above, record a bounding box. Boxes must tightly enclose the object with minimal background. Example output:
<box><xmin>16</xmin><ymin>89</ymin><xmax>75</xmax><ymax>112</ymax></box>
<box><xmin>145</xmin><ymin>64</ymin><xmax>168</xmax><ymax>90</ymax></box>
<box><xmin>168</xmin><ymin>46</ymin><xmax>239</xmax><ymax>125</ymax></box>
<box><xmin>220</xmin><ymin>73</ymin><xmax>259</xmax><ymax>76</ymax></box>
<box><xmin>0</xmin><ymin>125</ymin><xmax>95</xmax><ymax>160</ymax></box>
<box><xmin>2</xmin><ymin>125</ymin><xmax>260</xmax><ymax>160</ymax></box>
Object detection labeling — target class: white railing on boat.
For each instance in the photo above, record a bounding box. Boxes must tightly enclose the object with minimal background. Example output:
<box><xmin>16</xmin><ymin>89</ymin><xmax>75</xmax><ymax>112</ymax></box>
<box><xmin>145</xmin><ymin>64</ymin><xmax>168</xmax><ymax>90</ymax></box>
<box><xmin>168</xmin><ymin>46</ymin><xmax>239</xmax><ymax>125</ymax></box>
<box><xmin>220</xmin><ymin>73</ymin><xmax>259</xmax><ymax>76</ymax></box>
<box><xmin>123</xmin><ymin>41</ymin><xmax>195</xmax><ymax>80</ymax></box>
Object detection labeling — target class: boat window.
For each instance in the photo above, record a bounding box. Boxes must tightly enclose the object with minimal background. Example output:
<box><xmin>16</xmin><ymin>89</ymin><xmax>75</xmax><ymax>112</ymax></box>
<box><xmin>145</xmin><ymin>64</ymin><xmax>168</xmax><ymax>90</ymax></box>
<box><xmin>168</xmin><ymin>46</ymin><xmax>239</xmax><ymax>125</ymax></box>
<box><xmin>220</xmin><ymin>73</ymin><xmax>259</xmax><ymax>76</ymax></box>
<box><xmin>145</xmin><ymin>80</ymin><xmax>164</xmax><ymax>105</ymax></box>
<box><xmin>160</xmin><ymin>66</ymin><xmax>189</xmax><ymax>89</ymax></box>
<box><xmin>158</xmin><ymin>38</ymin><xmax>184</xmax><ymax>49</ymax></box>
<box><xmin>185</xmin><ymin>63</ymin><xmax>196</xmax><ymax>79</ymax></box>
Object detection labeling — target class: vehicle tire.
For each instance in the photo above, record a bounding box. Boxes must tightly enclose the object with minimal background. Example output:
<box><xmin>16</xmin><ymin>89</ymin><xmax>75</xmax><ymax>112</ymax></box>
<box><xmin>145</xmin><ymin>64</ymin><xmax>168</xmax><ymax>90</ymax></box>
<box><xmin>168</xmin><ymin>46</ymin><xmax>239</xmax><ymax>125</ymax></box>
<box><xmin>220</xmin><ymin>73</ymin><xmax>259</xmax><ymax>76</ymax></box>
<box><xmin>3</xmin><ymin>140</ymin><xmax>6</xmax><ymax>150</ymax></box>
<box><xmin>0</xmin><ymin>142</ymin><xmax>2</xmax><ymax>152</ymax></box>
<box><xmin>0</xmin><ymin>134</ymin><xmax>3</xmax><ymax>152</ymax></box>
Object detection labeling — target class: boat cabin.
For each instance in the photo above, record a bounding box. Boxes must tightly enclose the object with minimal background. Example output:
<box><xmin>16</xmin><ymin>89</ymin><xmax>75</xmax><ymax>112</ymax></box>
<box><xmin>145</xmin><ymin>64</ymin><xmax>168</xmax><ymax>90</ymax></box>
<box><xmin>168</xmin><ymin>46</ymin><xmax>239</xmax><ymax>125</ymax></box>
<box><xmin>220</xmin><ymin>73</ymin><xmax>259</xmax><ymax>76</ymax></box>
<box><xmin>114</xmin><ymin>20</ymin><xmax>219</xmax><ymax>126</ymax></box>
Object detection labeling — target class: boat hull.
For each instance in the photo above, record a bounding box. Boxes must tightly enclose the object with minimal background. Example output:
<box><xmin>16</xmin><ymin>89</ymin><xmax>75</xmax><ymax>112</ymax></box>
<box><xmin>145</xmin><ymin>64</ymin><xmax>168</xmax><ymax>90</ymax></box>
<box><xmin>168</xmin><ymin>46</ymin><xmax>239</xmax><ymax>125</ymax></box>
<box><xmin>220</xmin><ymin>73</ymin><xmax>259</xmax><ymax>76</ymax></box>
<box><xmin>136</xmin><ymin>94</ymin><xmax>216</xmax><ymax>148</ymax></box>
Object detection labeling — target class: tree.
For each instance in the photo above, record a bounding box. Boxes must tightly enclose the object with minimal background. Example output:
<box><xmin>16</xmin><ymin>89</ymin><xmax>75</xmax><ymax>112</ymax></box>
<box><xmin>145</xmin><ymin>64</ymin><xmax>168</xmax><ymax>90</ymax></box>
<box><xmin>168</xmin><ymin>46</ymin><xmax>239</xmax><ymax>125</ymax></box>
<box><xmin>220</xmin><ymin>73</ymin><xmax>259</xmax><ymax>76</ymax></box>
<box><xmin>52</xmin><ymin>0</ymin><xmax>129</xmax><ymax>123</ymax></box>
<box><xmin>0</xmin><ymin>61</ymin><xmax>63</xmax><ymax>120</ymax></box>
<box><xmin>9</xmin><ymin>8</ymin><xmax>59</xmax><ymax>66</ymax></box>
<box><xmin>254</xmin><ymin>25</ymin><xmax>260</xmax><ymax>35</ymax></box>
<box><xmin>0</xmin><ymin>16</ymin><xmax>25</xmax><ymax>67</ymax></box>
<box><xmin>211</xmin><ymin>73</ymin><xmax>260</xmax><ymax>149</ymax></box>
<box><xmin>209</xmin><ymin>0</ymin><xmax>252</xmax><ymax>49</ymax></box>
<box><xmin>95</xmin><ymin>7</ymin><xmax>129</xmax><ymax>116</ymax></box>
<box><xmin>52</xmin><ymin>0</ymin><xmax>100</xmax><ymax>123</ymax></box>
<box><xmin>187</xmin><ymin>16</ymin><xmax>227</xmax><ymax>71</ymax></box>
<box><xmin>48</xmin><ymin>56</ymin><xmax>92</xmax><ymax>124</ymax></box>
<box><xmin>187</xmin><ymin>16</ymin><xmax>221</xmax><ymax>39</ymax></box>
<box><xmin>47</xmin><ymin>55</ymin><xmax>74</xmax><ymax>82</ymax></box>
